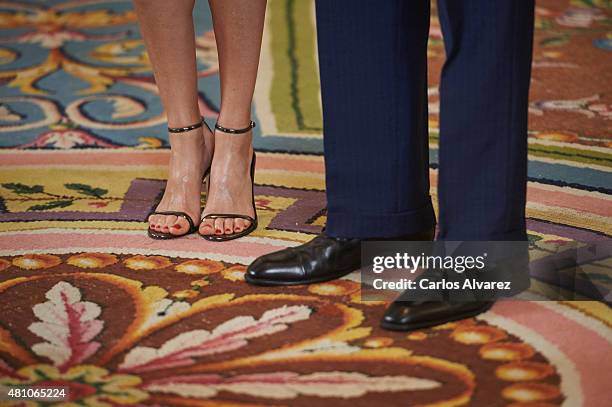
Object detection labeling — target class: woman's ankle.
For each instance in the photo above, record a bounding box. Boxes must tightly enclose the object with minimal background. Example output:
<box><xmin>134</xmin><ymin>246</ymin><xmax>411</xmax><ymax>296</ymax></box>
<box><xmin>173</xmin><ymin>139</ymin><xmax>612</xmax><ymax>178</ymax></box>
<box><xmin>216</xmin><ymin>110</ymin><xmax>252</xmax><ymax>129</ymax></box>
<box><xmin>166</xmin><ymin>110</ymin><xmax>202</xmax><ymax>129</ymax></box>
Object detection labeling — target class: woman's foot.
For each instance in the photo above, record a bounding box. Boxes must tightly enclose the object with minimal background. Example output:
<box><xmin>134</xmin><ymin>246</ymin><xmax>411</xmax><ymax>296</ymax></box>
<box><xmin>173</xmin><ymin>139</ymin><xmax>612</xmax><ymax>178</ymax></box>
<box><xmin>148</xmin><ymin>124</ymin><xmax>214</xmax><ymax>236</ymax></box>
<box><xmin>199</xmin><ymin>123</ymin><xmax>255</xmax><ymax>237</ymax></box>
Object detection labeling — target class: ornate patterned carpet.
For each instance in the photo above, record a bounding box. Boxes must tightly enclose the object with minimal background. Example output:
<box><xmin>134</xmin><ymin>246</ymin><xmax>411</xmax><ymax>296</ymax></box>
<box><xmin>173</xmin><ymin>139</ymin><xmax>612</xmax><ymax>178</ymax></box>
<box><xmin>0</xmin><ymin>0</ymin><xmax>610</xmax><ymax>406</ymax></box>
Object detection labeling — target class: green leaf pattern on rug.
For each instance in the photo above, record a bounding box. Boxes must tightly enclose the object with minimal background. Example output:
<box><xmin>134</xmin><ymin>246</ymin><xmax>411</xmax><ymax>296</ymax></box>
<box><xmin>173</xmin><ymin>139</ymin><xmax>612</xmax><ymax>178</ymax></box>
<box><xmin>571</xmin><ymin>0</ymin><xmax>611</xmax><ymax>8</ymax></box>
<box><xmin>540</xmin><ymin>35</ymin><xmax>570</xmax><ymax>47</ymax></box>
<box><xmin>28</xmin><ymin>200</ymin><xmax>74</xmax><ymax>211</ymax></box>
<box><xmin>1</xmin><ymin>182</ymin><xmax>111</xmax><ymax>212</ymax></box>
<box><xmin>2</xmin><ymin>183</ymin><xmax>44</xmax><ymax>194</ymax></box>
<box><xmin>65</xmin><ymin>183</ymin><xmax>108</xmax><ymax>198</ymax></box>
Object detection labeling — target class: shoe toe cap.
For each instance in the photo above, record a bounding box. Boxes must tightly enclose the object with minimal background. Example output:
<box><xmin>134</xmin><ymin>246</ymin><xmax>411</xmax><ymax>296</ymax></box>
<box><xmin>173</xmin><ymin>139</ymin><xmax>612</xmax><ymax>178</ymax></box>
<box><xmin>382</xmin><ymin>303</ymin><xmax>414</xmax><ymax>325</ymax></box>
<box><xmin>246</xmin><ymin>256</ymin><xmax>270</xmax><ymax>278</ymax></box>
<box><xmin>246</xmin><ymin>249</ymin><xmax>305</xmax><ymax>282</ymax></box>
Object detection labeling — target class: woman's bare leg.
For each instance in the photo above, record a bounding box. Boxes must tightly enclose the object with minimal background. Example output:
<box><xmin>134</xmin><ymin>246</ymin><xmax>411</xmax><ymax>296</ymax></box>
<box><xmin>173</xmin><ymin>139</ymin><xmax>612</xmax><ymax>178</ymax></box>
<box><xmin>200</xmin><ymin>0</ymin><xmax>267</xmax><ymax>236</ymax></box>
<box><xmin>134</xmin><ymin>0</ymin><xmax>213</xmax><ymax>235</ymax></box>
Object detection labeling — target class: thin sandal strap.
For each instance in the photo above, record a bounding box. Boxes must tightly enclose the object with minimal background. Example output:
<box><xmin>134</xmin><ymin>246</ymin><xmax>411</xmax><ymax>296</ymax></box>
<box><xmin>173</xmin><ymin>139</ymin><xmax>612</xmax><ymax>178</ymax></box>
<box><xmin>168</xmin><ymin>117</ymin><xmax>205</xmax><ymax>133</ymax></box>
<box><xmin>214</xmin><ymin>121</ymin><xmax>256</xmax><ymax>134</ymax></box>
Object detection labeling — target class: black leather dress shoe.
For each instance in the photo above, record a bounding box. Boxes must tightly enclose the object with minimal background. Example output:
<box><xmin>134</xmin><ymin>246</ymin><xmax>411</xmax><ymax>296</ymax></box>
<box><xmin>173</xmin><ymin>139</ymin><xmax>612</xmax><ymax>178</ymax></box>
<box><xmin>381</xmin><ymin>300</ymin><xmax>494</xmax><ymax>331</ymax></box>
<box><xmin>246</xmin><ymin>228</ymin><xmax>435</xmax><ymax>286</ymax></box>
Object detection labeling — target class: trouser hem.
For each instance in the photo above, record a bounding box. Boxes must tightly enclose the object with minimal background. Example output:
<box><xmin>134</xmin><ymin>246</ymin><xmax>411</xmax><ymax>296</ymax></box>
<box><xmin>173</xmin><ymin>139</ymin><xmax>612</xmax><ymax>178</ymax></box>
<box><xmin>326</xmin><ymin>200</ymin><xmax>436</xmax><ymax>239</ymax></box>
<box><xmin>437</xmin><ymin>229</ymin><xmax>527</xmax><ymax>241</ymax></box>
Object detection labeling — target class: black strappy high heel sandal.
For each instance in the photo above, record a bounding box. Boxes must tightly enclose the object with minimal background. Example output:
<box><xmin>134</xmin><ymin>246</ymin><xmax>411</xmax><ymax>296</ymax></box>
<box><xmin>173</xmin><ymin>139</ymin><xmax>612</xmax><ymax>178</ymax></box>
<box><xmin>148</xmin><ymin>117</ymin><xmax>211</xmax><ymax>240</ymax></box>
<box><xmin>200</xmin><ymin>120</ymin><xmax>258</xmax><ymax>242</ymax></box>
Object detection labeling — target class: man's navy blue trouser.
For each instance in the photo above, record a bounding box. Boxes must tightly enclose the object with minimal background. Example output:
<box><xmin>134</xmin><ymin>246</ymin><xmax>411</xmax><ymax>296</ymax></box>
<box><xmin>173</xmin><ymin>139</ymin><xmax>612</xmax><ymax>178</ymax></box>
<box><xmin>315</xmin><ymin>0</ymin><xmax>535</xmax><ymax>240</ymax></box>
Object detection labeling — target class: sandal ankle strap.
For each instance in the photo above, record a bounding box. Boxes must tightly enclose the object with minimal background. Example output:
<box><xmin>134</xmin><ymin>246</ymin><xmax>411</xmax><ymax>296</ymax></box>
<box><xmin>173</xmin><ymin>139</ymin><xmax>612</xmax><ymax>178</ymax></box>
<box><xmin>214</xmin><ymin>120</ymin><xmax>256</xmax><ymax>134</ymax></box>
<box><xmin>168</xmin><ymin>117</ymin><xmax>205</xmax><ymax>133</ymax></box>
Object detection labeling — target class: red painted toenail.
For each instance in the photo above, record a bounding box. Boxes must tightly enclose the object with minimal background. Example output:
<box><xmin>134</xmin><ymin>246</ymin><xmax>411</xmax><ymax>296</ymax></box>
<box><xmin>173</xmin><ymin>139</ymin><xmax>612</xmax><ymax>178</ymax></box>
<box><xmin>171</xmin><ymin>224</ymin><xmax>181</xmax><ymax>229</ymax></box>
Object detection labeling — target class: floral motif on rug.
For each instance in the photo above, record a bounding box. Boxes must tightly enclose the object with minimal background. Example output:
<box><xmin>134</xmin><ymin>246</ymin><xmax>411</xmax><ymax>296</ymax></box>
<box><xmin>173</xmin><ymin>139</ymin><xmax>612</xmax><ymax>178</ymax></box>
<box><xmin>0</xmin><ymin>253</ymin><xmax>565</xmax><ymax>406</ymax></box>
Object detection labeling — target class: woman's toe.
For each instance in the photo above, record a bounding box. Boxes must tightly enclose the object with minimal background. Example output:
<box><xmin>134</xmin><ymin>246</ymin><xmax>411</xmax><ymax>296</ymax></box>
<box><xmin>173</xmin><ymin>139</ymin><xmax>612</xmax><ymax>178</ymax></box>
<box><xmin>199</xmin><ymin>218</ymin><xmax>215</xmax><ymax>235</ymax></box>
<box><xmin>224</xmin><ymin>218</ymin><xmax>234</xmax><ymax>235</ymax></box>
<box><xmin>151</xmin><ymin>216</ymin><xmax>162</xmax><ymax>231</ymax></box>
<box><xmin>165</xmin><ymin>214</ymin><xmax>177</xmax><ymax>228</ymax></box>
<box><xmin>243</xmin><ymin>219</ymin><xmax>252</xmax><ymax>231</ymax></box>
<box><xmin>148</xmin><ymin>215</ymin><xmax>157</xmax><ymax>230</ymax></box>
<box><xmin>214</xmin><ymin>218</ymin><xmax>224</xmax><ymax>235</ymax></box>
<box><xmin>167</xmin><ymin>215</ymin><xmax>186</xmax><ymax>235</ymax></box>
<box><xmin>234</xmin><ymin>218</ymin><xmax>245</xmax><ymax>233</ymax></box>
<box><xmin>159</xmin><ymin>216</ymin><xmax>170</xmax><ymax>233</ymax></box>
